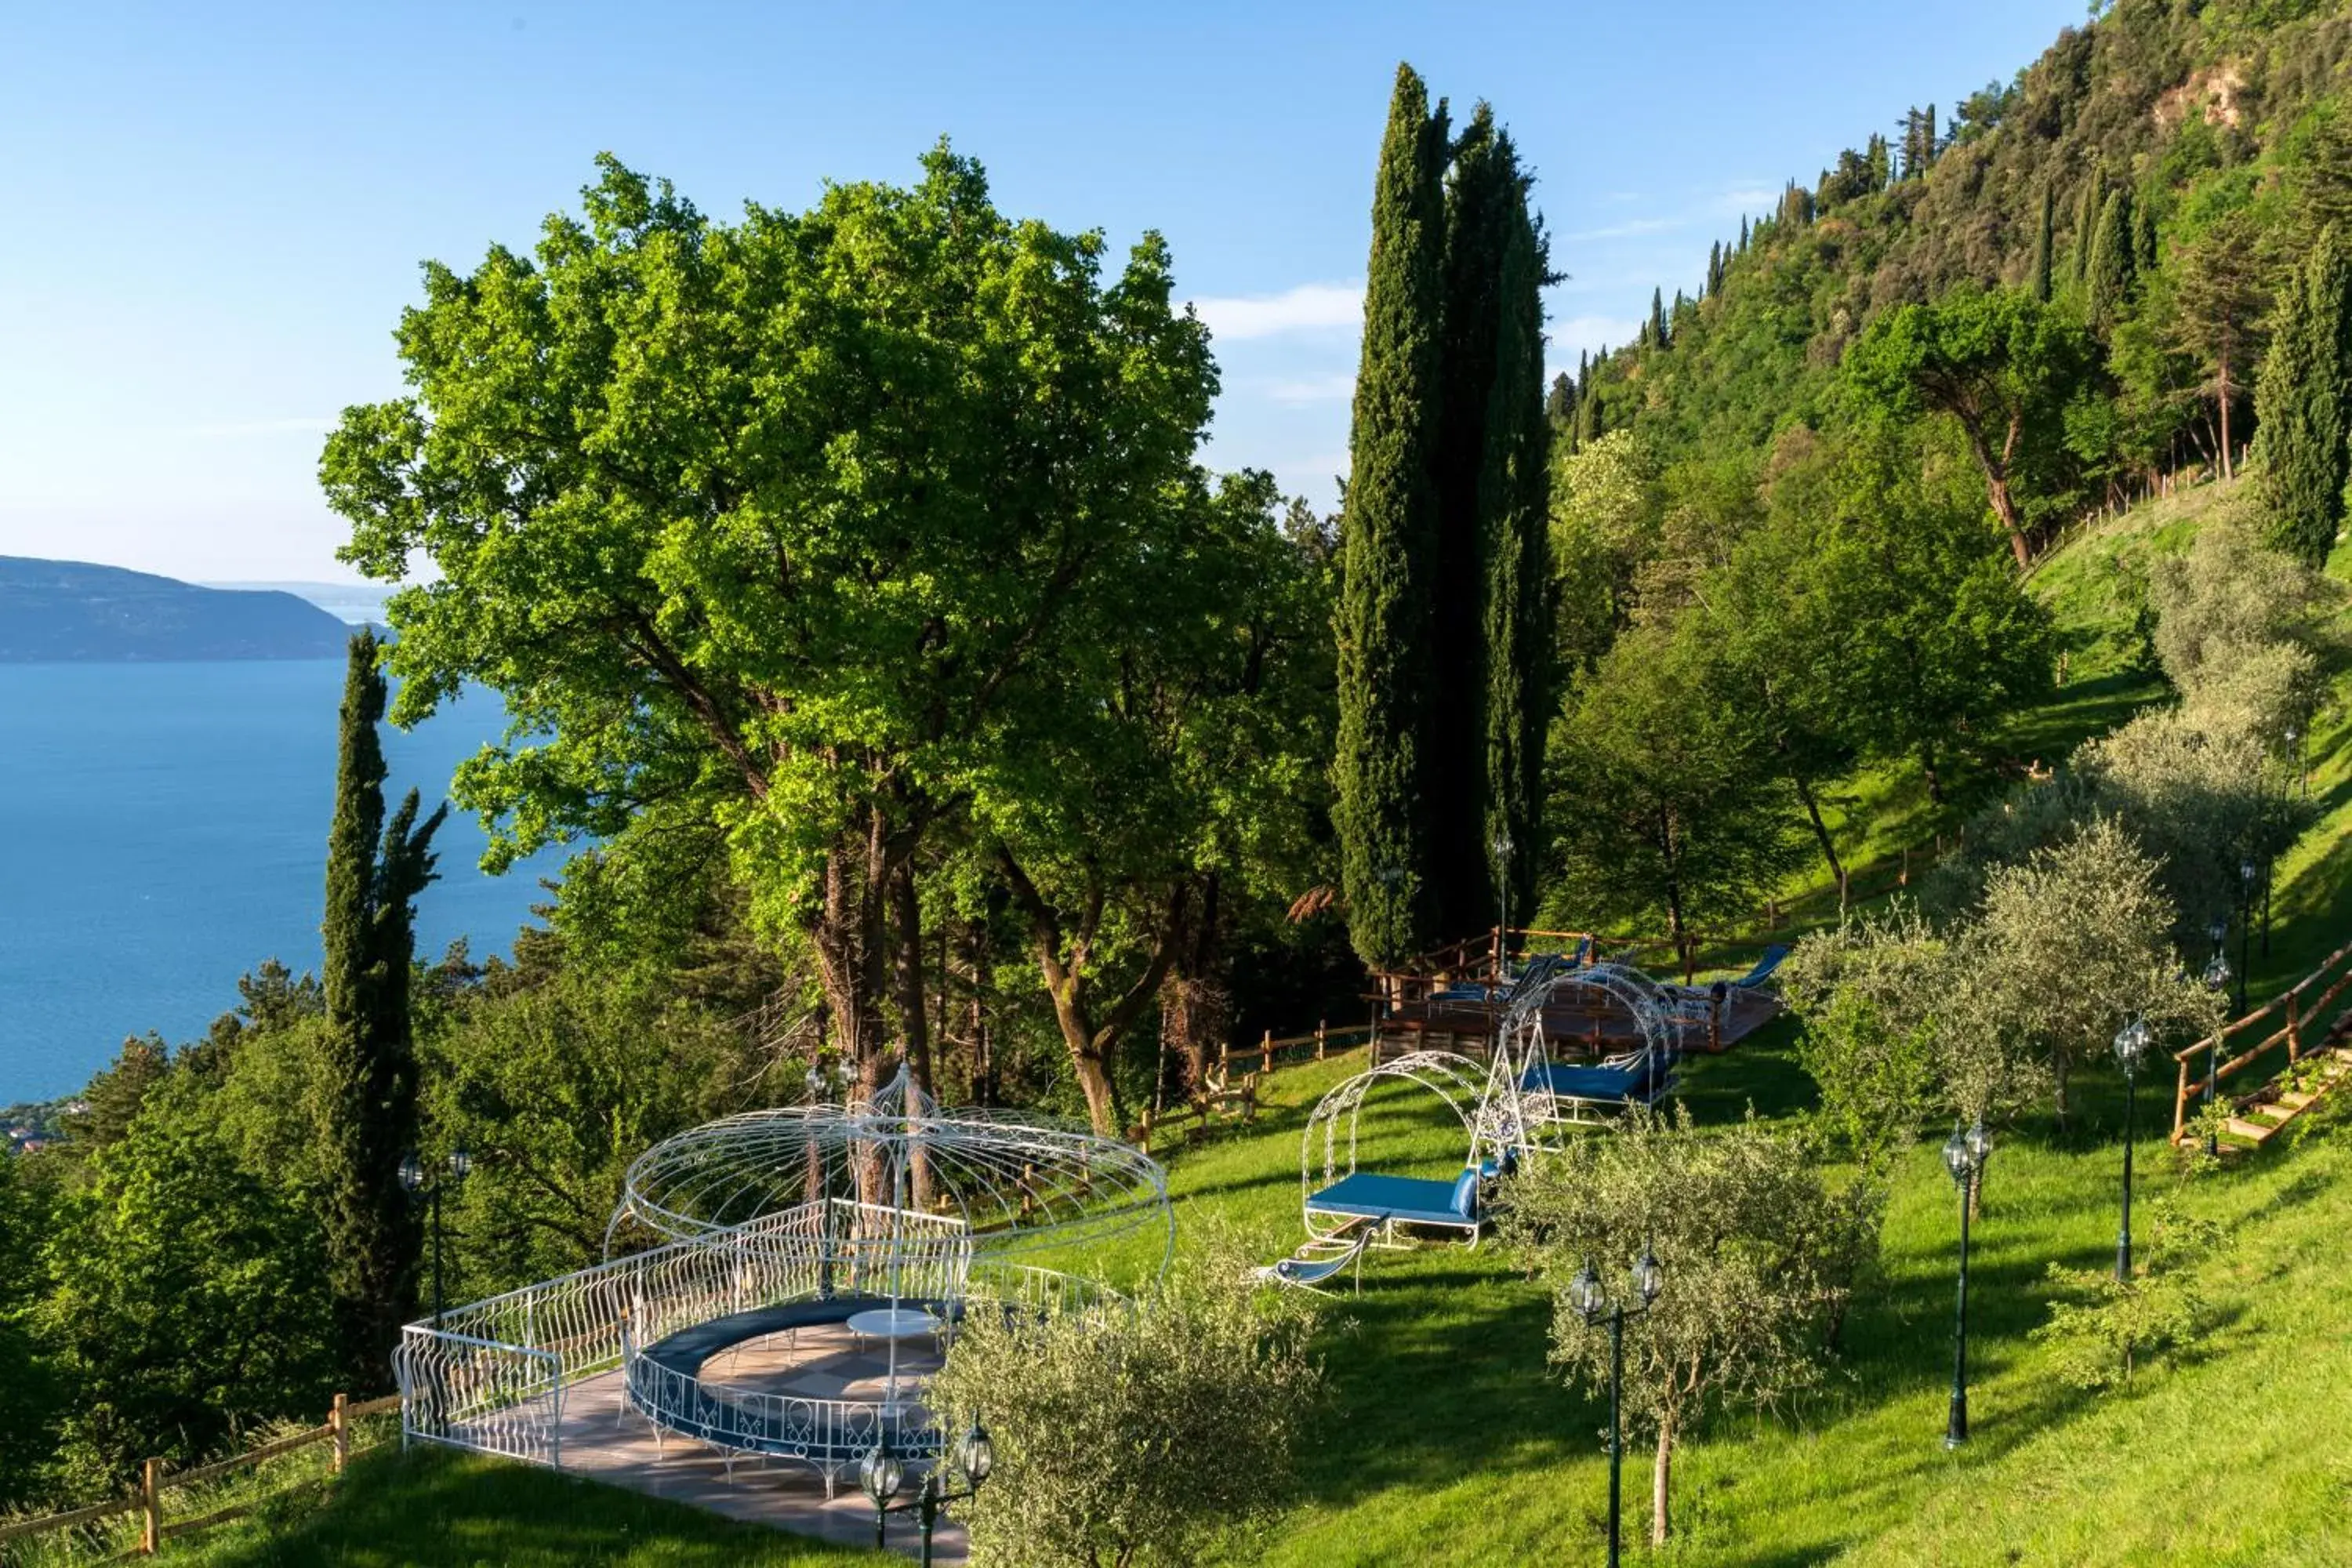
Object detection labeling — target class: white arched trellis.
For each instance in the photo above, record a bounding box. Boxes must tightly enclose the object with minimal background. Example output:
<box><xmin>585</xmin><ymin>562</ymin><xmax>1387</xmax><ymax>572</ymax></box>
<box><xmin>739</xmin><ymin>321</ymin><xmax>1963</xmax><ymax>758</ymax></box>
<box><xmin>1490</xmin><ymin>959</ymin><xmax>1683</xmax><ymax>1141</ymax></box>
<box><xmin>1297</xmin><ymin>1050</ymin><xmax>1515</xmax><ymax>1247</ymax></box>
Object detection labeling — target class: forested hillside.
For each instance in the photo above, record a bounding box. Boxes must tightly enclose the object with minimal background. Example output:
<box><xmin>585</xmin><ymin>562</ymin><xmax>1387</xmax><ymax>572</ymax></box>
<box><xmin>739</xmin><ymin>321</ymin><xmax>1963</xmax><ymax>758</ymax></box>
<box><xmin>1538</xmin><ymin>0</ymin><xmax>2352</xmax><ymax>953</ymax></box>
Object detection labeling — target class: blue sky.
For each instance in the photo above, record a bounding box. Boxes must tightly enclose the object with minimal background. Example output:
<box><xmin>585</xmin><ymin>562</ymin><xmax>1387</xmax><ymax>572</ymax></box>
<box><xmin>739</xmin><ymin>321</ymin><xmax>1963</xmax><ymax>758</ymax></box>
<box><xmin>0</xmin><ymin>1</ymin><xmax>2078</xmax><ymax>581</ymax></box>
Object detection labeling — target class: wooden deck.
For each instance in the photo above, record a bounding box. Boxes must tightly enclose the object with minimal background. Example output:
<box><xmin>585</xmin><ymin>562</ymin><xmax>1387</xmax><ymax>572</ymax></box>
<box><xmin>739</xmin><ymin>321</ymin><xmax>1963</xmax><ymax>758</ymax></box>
<box><xmin>1373</xmin><ymin>986</ymin><xmax>1781</xmax><ymax>1063</ymax></box>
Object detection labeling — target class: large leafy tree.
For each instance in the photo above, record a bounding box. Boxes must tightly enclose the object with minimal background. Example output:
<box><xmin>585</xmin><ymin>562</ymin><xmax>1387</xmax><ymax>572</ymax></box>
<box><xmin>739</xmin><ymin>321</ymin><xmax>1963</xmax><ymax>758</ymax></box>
<box><xmin>322</xmin><ymin>152</ymin><xmax>1216</xmax><ymax>1115</ymax></box>
<box><xmin>990</xmin><ymin>473</ymin><xmax>1333</xmax><ymax>1133</ymax></box>
<box><xmin>1789</xmin><ymin>436</ymin><xmax>2055</xmax><ymax>802</ymax></box>
<box><xmin>2251</xmin><ymin>223</ymin><xmax>2352</xmax><ymax>567</ymax></box>
<box><xmin>1545</xmin><ymin>619</ymin><xmax>1804</xmax><ymax>978</ymax></box>
<box><xmin>2166</xmin><ymin>202</ymin><xmax>2268</xmax><ymax>481</ymax></box>
<box><xmin>1842</xmin><ymin>285</ymin><xmax>2098</xmax><ymax>566</ymax></box>
<box><xmin>318</xmin><ymin>630</ymin><xmax>444</xmax><ymax>1385</ymax></box>
<box><xmin>1335</xmin><ymin>64</ymin><xmax>1450</xmax><ymax>967</ymax></box>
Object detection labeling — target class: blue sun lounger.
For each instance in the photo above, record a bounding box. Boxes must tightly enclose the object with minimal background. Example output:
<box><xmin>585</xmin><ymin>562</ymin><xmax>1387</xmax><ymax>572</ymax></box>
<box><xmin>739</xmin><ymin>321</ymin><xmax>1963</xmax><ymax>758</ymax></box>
<box><xmin>1256</xmin><ymin>1217</ymin><xmax>1380</xmax><ymax>1294</ymax></box>
<box><xmin>1305</xmin><ymin>1167</ymin><xmax>1483</xmax><ymax>1244</ymax></box>
<box><xmin>1519</xmin><ymin>1058</ymin><xmax>1674</xmax><ymax>1121</ymax></box>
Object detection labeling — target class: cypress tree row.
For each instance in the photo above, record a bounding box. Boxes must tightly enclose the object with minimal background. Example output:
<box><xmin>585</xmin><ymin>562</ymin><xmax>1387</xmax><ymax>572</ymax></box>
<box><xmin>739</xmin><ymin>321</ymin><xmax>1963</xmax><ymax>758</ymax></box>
<box><xmin>318</xmin><ymin>630</ymin><xmax>448</xmax><ymax>1385</ymax></box>
<box><xmin>2252</xmin><ymin>224</ymin><xmax>2352</xmax><ymax>567</ymax></box>
<box><xmin>1335</xmin><ymin>64</ymin><xmax>1450</xmax><ymax>967</ymax></box>
<box><xmin>1336</xmin><ymin>65</ymin><xmax>1553</xmax><ymax>964</ymax></box>
<box><xmin>2031</xmin><ymin>183</ymin><xmax>2055</xmax><ymax>302</ymax></box>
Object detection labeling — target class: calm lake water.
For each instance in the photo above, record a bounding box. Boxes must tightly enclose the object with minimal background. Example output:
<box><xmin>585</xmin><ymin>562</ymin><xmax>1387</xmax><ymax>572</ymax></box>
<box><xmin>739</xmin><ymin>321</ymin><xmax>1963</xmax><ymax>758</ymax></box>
<box><xmin>0</xmin><ymin>662</ymin><xmax>559</xmax><ymax>1102</ymax></box>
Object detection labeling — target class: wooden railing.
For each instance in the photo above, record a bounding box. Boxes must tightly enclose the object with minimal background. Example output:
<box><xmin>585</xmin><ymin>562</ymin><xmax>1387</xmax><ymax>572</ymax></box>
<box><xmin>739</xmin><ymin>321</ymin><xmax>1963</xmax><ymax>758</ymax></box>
<box><xmin>0</xmin><ymin>1392</ymin><xmax>401</xmax><ymax>1559</ymax></box>
<box><xmin>2171</xmin><ymin>934</ymin><xmax>2352</xmax><ymax>1142</ymax></box>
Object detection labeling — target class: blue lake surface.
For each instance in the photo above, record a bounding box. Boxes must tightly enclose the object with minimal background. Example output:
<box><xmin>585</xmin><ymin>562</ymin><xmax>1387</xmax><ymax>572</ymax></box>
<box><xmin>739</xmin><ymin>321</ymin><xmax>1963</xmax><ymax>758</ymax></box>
<box><xmin>0</xmin><ymin>662</ymin><xmax>560</xmax><ymax>1102</ymax></box>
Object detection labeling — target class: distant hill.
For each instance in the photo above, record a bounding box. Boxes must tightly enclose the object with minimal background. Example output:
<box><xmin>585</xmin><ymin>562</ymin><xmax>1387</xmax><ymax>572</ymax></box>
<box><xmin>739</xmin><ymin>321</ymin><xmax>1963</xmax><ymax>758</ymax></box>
<box><xmin>0</xmin><ymin>556</ymin><xmax>354</xmax><ymax>661</ymax></box>
<box><xmin>203</xmin><ymin>579</ymin><xmax>394</xmax><ymax>626</ymax></box>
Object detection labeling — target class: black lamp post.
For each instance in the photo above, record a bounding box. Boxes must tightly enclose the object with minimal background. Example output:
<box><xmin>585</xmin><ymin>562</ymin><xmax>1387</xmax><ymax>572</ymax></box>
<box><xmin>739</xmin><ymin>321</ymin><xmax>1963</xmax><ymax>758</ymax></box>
<box><xmin>2237</xmin><ymin>857</ymin><xmax>2256</xmax><ymax>1012</ymax></box>
<box><xmin>1570</xmin><ymin>1246</ymin><xmax>1664</xmax><ymax>1568</ymax></box>
<box><xmin>2202</xmin><ymin>952</ymin><xmax>2230</xmax><ymax>1156</ymax></box>
<box><xmin>861</xmin><ymin>1421</ymin><xmax>993</xmax><ymax>1566</ymax></box>
<box><xmin>399</xmin><ymin>1145</ymin><xmax>472</xmax><ymax>1326</ymax></box>
<box><xmin>2111</xmin><ymin>1017</ymin><xmax>2151</xmax><ymax>1282</ymax></box>
<box><xmin>1941</xmin><ymin>1120</ymin><xmax>1991</xmax><ymax>1449</ymax></box>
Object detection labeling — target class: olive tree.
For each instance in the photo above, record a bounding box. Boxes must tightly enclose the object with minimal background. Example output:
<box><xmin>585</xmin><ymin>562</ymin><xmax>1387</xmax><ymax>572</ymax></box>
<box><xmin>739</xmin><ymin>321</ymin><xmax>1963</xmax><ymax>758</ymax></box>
<box><xmin>927</xmin><ymin>1236</ymin><xmax>1320</xmax><ymax>1568</ymax></box>
<box><xmin>1504</xmin><ymin>1108</ymin><xmax>1852</xmax><ymax>1547</ymax></box>
<box><xmin>1971</xmin><ymin>818</ymin><xmax>2222</xmax><ymax>1120</ymax></box>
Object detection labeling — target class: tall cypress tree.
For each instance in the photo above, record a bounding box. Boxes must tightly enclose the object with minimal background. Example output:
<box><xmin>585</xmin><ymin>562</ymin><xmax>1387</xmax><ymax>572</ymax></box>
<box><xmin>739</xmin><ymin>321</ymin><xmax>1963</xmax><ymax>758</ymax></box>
<box><xmin>2073</xmin><ymin>180</ymin><xmax>2100</xmax><ymax>285</ymax></box>
<box><xmin>318</xmin><ymin>630</ymin><xmax>447</xmax><ymax>1385</ymax></box>
<box><xmin>1648</xmin><ymin>286</ymin><xmax>1668</xmax><ymax>349</ymax></box>
<box><xmin>2031</xmin><ymin>183</ymin><xmax>2055</xmax><ymax>303</ymax></box>
<box><xmin>2253</xmin><ymin>225</ymin><xmax>2352</xmax><ymax>567</ymax></box>
<box><xmin>1477</xmin><ymin>156</ymin><xmax>1552</xmax><ymax>939</ymax></box>
<box><xmin>1335</xmin><ymin>64</ymin><xmax>1449</xmax><ymax>967</ymax></box>
<box><xmin>1707</xmin><ymin>240</ymin><xmax>1723</xmax><ymax>296</ymax></box>
<box><xmin>1738</xmin><ymin>213</ymin><xmax>1750</xmax><ymax>252</ymax></box>
<box><xmin>2086</xmin><ymin>187</ymin><xmax>2135</xmax><ymax>328</ymax></box>
<box><xmin>1428</xmin><ymin>103</ymin><xmax>1508</xmax><ymax>940</ymax></box>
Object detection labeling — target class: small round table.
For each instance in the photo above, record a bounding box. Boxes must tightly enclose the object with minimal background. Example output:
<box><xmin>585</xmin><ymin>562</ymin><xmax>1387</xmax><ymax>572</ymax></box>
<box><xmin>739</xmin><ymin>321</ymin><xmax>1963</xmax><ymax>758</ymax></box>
<box><xmin>846</xmin><ymin>1306</ymin><xmax>942</xmax><ymax>1344</ymax></box>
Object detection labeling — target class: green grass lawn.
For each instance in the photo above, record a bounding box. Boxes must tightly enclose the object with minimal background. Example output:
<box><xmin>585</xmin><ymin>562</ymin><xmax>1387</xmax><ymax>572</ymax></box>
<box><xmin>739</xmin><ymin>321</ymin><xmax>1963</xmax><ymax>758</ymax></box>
<box><xmin>1139</xmin><ymin>1032</ymin><xmax>2352</xmax><ymax>1566</ymax></box>
<box><xmin>169</xmin><ymin>1447</ymin><xmax>889</xmax><ymax>1567</ymax></box>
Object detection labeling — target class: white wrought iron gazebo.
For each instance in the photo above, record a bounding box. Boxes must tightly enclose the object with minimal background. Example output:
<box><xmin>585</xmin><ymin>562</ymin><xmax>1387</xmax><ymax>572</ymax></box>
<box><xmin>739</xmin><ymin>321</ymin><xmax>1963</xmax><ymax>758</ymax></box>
<box><xmin>394</xmin><ymin>1065</ymin><xmax>1170</xmax><ymax>1492</ymax></box>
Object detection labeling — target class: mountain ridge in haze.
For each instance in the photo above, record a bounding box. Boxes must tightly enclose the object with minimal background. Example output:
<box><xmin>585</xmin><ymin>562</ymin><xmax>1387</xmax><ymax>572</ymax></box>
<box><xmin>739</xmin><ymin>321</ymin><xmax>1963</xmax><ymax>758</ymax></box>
<box><xmin>0</xmin><ymin>555</ymin><xmax>354</xmax><ymax>660</ymax></box>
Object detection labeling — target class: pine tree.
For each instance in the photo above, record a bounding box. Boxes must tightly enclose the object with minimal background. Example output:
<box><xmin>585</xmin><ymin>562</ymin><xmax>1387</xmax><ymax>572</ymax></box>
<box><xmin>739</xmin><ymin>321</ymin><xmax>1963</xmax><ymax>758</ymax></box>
<box><xmin>2252</xmin><ymin>225</ymin><xmax>2352</xmax><ymax>567</ymax></box>
<box><xmin>1545</xmin><ymin>370</ymin><xmax>1575</xmax><ymax>428</ymax></box>
<box><xmin>2086</xmin><ymin>187</ymin><xmax>2135</xmax><ymax>328</ymax></box>
<box><xmin>2031</xmin><ymin>183</ymin><xmax>2055</xmax><ymax>303</ymax></box>
<box><xmin>1335</xmin><ymin>63</ymin><xmax>1449</xmax><ymax>967</ymax></box>
<box><xmin>318</xmin><ymin>630</ymin><xmax>446</xmax><ymax>1386</ymax></box>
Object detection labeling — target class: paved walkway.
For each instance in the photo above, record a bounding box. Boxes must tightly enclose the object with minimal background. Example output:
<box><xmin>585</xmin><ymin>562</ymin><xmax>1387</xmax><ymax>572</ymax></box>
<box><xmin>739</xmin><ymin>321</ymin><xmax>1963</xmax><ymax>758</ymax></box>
<box><xmin>541</xmin><ymin>1356</ymin><xmax>970</xmax><ymax>1564</ymax></box>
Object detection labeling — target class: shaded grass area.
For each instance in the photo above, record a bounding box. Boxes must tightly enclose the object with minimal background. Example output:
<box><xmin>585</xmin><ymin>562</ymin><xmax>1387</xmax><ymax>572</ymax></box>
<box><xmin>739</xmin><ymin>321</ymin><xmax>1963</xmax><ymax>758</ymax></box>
<box><xmin>169</xmin><ymin>1447</ymin><xmax>889</xmax><ymax>1566</ymax></box>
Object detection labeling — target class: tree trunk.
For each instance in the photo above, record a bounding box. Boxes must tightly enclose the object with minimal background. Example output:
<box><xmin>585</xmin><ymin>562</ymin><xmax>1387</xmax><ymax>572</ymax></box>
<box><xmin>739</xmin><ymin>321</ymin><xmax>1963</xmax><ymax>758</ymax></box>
<box><xmin>2218</xmin><ymin>337</ymin><xmax>2234</xmax><ymax>482</ymax></box>
<box><xmin>1160</xmin><ymin>873</ymin><xmax>1226</xmax><ymax>1096</ymax></box>
<box><xmin>1791</xmin><ymin>771</ymin><xmax>1846</xmax><ymax>906</ymax></box>
<box><xmin>887</xmin><ymin>851</ymin><xmax>933</xmax><ymax>1095</ymax></box>
<box><xmin>1652</xmin><ymin>1415</ymin><xmax>1675</xmax><ymax>1545</ymax></box>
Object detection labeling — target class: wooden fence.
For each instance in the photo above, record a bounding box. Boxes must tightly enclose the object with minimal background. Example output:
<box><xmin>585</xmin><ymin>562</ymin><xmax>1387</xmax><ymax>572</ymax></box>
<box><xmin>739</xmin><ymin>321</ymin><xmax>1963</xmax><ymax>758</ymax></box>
<box><xmin>2170</xmin><ymin>934</ymin><xmax>2352</xmax><ymax>1143</ymax></box>
<box><xmin>0</xmin><ymin>1392</ymin><xmax>401</xmax><ymax>1561</ymax></box>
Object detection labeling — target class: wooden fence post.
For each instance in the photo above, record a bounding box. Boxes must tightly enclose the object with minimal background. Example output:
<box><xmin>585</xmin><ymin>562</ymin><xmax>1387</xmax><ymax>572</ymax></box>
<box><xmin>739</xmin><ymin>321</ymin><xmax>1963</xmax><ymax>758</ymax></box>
<box><xmin>1316</xmin><ymin>1019</ymin><xmax>1328</xmax><ymax>1062</ymax></box>
<box><xmin>331</xmin><ymin>1392</ymin><xmax>349</xmax><ymax>1474</ymax></box>
<box><xmin>1260</xmin><ymin>1029</ymin><xmax>1276</xmax><ymax>1076</ymax></box>
<box><xmin>2288</xmin><ymin>994</ymin><xmax>2303</xmax><ymax>1065</ymax></box>
<box><xmin>140</xmin><ymin>1458</ymin><xmax>160</xmax><ymax>1555</ymax></box>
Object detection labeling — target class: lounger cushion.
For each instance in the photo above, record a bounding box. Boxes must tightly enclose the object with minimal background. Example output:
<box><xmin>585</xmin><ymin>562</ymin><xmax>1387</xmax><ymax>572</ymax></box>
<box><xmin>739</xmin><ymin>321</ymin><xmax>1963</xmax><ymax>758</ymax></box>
<box><xmin>1306</xmin><ymin>1171</ymin><xmax>1477</xmax><ymax>1226</ymax></box>
<box><xmin>1449</xmin><ymin>1167</ymin><xmax>1480</xmax><ymax>1218</ymax></box>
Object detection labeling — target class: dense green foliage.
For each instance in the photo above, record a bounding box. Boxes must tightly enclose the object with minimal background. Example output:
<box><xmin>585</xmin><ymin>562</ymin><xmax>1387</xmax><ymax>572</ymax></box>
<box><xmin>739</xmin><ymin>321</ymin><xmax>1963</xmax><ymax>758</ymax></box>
<box><xmin>2252</xmin><ymin>223</ymin><xmax>2352</xmax><ymax>564</ymax></box>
